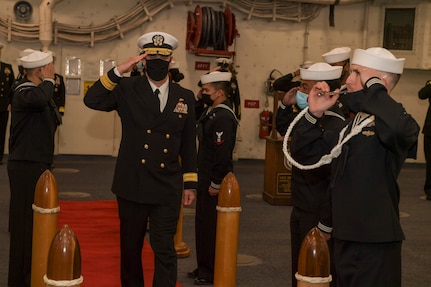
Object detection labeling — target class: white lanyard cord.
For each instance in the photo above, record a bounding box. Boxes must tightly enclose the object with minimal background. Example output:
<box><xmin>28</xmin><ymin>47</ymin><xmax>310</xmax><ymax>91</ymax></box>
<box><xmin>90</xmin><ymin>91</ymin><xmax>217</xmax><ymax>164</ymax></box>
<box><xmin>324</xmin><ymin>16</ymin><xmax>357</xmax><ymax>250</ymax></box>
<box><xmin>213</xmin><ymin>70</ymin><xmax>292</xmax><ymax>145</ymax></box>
<box><xmin>282</xmin><ymin>107</ymin><xmax>374</xmax><ymax>170</ymax></box>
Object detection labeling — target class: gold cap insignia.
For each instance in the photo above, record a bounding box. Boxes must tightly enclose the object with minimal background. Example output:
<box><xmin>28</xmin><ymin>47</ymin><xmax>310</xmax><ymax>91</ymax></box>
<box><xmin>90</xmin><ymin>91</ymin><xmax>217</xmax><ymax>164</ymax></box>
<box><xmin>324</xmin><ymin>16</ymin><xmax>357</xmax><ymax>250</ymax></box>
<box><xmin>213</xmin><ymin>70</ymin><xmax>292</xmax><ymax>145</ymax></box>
<box><xmin>152</xmin><ymin>35</ymin><xmax>165</xmax><ymax>47</ymax></box>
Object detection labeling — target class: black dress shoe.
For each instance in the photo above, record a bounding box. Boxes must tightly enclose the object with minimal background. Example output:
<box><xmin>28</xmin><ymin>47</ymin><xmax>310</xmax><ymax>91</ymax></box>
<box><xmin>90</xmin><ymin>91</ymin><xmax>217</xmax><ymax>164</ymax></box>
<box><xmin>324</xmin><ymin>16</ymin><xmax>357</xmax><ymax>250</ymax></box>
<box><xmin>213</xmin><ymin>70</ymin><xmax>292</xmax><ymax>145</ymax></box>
<box><xmin>187</xmin><ymin>269</ymin><xmax>198</xmax><ymax>278</ymax></box>
<box><xmin>194</xmin><ymin>277</ymin><xmax>213</xmax><ymax>285</ymax></box>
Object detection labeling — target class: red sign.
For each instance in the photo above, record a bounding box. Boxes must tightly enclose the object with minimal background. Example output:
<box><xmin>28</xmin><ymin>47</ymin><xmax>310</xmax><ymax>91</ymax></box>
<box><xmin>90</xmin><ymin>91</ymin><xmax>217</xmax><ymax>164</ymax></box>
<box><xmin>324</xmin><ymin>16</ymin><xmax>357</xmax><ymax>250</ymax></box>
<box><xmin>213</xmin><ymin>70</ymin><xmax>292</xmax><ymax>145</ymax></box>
<box><xmin>195</xmin><ymin>61</ymin><xmax>211</xmax><ymax>71</ymax></box>
<box><xmin>244</xmin><ymin>100</ymin><xmax>259</xmax><ymax>108</ymax></box>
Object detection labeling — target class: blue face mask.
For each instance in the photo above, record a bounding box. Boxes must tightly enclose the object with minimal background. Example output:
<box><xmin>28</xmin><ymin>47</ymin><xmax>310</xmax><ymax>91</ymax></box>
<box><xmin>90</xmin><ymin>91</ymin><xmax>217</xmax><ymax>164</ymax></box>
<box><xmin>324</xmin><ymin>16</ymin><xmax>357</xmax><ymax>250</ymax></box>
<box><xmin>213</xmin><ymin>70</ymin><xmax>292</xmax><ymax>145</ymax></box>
<box><xmin>295</xmin><ymin>90</ymin><xmax>309</xmax><ymax>109</ymax></box>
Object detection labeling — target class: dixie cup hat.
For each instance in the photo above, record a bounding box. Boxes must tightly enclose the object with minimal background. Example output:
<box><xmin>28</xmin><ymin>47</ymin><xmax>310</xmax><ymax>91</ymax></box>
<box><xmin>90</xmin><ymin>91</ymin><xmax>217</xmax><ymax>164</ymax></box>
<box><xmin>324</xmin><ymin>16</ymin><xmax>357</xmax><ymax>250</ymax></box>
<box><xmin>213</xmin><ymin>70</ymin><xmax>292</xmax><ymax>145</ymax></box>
<box><xmin>200</xmin><ymin>71</ymin><xmax>232</xmax><ymax>84</ymax></box>
<box><xmin>300</xmin><ymin>60</ymin><xmax>314</xmax><ymax>69</ymax></box>
<box><xmin>18</xmin><ymin>48</ymin><xmax>36</xmax><ymax>65</ymax></box>
<box><xmin>216</xmin><ymin>58</ymin><xmax>233</xmax><ymax>65</ymax></box>
<box><xmin>351</xmin><ymin>47</ymin><xmax>405</xmax><ymax>74</ymax></box>
<box><xmin>19</xmin><ymin>48</ymin><xmax>36</xmax><ymax>58</ymax></box>
<box><xmin>322</xmin><ymin>47</ymin><xmax>351</xmax><ymax>64</ymax></box>
<box><xmin>20</xmin><ymin>51</ymin><xmax>53</xmax><ymax>69</ymax></box>
<box><xmin>300</xmin><ymin>62</ymin><xmax>342</xmax><ymax>81</ymax></box>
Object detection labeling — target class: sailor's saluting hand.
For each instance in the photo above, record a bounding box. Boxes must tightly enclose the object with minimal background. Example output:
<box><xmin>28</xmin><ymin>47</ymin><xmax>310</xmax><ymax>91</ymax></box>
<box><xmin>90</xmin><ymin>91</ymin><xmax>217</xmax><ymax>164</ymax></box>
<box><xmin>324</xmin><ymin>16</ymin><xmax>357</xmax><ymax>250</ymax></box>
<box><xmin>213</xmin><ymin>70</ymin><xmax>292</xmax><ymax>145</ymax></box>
<box><xmin>116</xmin><ymin>53</ymin><xmax>147</xmax><ymax>75</ymax></box>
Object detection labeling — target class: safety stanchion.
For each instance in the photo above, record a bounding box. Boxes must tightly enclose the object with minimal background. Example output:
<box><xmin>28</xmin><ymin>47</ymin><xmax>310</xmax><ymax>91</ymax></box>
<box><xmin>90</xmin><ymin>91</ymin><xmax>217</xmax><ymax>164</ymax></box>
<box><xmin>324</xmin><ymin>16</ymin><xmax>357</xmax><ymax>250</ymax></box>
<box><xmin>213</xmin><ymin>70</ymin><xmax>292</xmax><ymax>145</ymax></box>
<box><xmin>45</xmin><ymin>224</ymin><xmax>83</xmax><ymax>287</ymax></box>
<box><xmin>31</xmin><ymin>169</ymin><xmax>60</xmax><ymax>287</ymax></box>
<box><xmin>296</xmin><ymin>227</ymin><xmax>332</xmax><ymax>287</ymax></box>
<box><xmin>214</xmin><ymin>172</ymin><xmax>241</xmax><ymax>287</ymax></box>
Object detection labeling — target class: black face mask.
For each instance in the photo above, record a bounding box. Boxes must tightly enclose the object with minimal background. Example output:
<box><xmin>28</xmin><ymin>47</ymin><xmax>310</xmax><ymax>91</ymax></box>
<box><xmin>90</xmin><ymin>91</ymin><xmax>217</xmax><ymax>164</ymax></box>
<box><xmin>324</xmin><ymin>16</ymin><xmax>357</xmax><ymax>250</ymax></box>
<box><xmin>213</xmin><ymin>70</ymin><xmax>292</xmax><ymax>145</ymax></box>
<box><xmin>201</xmin><ymin>93</ymin><xmax>214</xmax><ymax>106</ymax></box>
<box><xmin>146</xmin><ymin>59</ymin><xmax>170</xmax><ymax>81</ymax></box>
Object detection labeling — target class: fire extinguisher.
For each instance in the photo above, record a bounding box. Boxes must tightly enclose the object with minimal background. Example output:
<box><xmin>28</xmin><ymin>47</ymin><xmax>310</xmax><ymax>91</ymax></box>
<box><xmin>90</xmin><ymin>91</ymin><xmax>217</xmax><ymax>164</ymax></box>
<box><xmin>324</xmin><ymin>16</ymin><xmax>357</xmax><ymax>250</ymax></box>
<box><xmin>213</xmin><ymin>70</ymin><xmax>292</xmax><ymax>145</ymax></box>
<box><xmin>259</xmin><ymin>109</ymin><xmax>273</xmax><ymax>139</ymax></box>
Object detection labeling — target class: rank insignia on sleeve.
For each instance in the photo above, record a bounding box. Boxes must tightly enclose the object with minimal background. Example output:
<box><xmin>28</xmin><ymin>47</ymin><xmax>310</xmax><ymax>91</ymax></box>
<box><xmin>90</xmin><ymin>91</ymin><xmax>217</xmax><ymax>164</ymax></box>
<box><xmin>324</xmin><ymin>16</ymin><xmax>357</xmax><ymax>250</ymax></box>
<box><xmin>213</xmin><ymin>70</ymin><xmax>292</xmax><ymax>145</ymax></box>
<box><xmin>215</xmin><ymin>131</ymin><xmax>224</xmax><ymax>145</ymax></box>
<box><xmin>173</xmin><ymin>99</ymin><xmax>188</xmax><ymax>114</ymax></box>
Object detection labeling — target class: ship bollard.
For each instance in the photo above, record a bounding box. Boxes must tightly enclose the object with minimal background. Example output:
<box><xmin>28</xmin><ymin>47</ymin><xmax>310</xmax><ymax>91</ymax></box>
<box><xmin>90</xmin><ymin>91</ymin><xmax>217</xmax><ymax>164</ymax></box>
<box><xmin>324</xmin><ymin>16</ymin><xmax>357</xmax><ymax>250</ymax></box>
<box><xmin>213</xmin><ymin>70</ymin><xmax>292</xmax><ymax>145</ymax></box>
<box><xmin>214</xmin><ymin>172</ymin><xmax>241</xmax><ymax>287</ymax></box>
<box><xmin>174</xmin><ymin>192</ymin><xmax>191</xmax><ymax>258</ymax></box>
<box><xmin>31</xmin><ymin>170</ymin><xmax>60</xmax><ymax>287</ymax></box>
<box><xmin>44</xmin><ymin>224</ymin><xmax>83</xmax><ymax>287</ymax></box>
<box><xmin>296</xmin><ymin>227</ymin><xmax>332</xmax><ymax>287</ymax></box>
<box><xmin>175</xmin><ymin>157</ymin><xmax>191</xmax><ymax>257</ymax></box>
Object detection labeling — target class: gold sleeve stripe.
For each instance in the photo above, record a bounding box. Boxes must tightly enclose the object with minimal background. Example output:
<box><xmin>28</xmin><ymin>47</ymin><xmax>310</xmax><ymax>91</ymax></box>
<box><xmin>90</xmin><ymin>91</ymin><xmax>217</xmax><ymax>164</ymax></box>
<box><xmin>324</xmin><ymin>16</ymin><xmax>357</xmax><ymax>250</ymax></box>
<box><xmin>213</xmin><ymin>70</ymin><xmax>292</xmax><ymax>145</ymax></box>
<box><xmin>183</xmin><ymin>172</ymin><xmax>198</xmax><ymax>182</ymax></box>
<box><xmin>100</xmin><ymin>74</ymin><xmax>117</xmax><ymax>91</ymax></box>
<box><xmin>59</xmin><ymin>107</ymin><xmax>65</xmax><ymax>113</ymax></box>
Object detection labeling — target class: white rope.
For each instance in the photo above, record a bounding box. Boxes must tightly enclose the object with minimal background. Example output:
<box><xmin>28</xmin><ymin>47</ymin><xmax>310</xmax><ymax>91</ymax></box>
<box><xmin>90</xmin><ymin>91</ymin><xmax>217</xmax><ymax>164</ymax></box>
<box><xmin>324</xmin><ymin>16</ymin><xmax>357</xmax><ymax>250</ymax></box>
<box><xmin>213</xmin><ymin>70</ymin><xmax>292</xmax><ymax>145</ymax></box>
<box><xmin>216</xmin><ymin>206</ymin><xmax>242</xmax><ymax>212</ymax></box>
<box><xmin>32</xmin><ymin>204</ymin><xmax>60</xmax><ymax>214</ymax></box>
<box><xmin>283</xmin><ymin>155</ymin><xmax>292</xmax><ymax>170</ymax></box>
<box><xmin>282</xmin><ymin>107</ymin><xmax>374</xmax><ymax>170</ymax></box>
<box><xmin>43</xmin><ymin>274</ymin><xmax>83</xmax><ymax>286</ymax></box>
<box><xmin>295</xmin><ymin>272</ymin><xmax>332</xmax><ymax>283</ymax></box>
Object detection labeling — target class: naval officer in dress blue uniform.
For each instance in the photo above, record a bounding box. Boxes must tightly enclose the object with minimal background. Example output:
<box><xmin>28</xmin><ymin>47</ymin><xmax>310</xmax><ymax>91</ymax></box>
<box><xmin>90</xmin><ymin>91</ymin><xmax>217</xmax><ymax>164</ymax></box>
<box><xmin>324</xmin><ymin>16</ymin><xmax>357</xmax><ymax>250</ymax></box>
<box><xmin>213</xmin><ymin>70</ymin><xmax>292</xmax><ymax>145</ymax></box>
<box><xmin>84</xmin><ymin>31</ymin><xmax>198</xmax><ymax>287</ymax></box>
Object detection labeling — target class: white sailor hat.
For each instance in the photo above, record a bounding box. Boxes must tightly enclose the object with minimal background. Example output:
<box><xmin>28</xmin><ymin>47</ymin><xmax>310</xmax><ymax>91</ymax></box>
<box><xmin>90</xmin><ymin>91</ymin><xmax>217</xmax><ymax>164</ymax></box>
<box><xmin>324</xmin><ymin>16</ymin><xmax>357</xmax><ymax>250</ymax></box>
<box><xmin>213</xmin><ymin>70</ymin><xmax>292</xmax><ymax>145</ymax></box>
<box><xmin>300</xmin><ymin>62</ymin><xmax>342</xmax><ymax>81</ymax></box>
<box><xmin>200</xmin><ymin>71</ymin><xmax>232</xmax><ymax>84</ymax></box>
<box><xmin>300</xmin><ymin>60</ymin><xmax>314</xmax><ymax>69</ymax></box>
<box><xmin>351</xmin><ymin>47</ymin><xmax>405</xmax><ymax>74</ymax></box>
<box><xmin>137</xmin><ymin>32</ymin><xmax>178</xmax><ymax>56</ymax></box>
<box><xmin>18</xmin><ymin>49</ymin><xmax>36</xmax><ymax>65</ymax></box>
<box><xmin>216</xmin><ymin>58</ymin><xmax>233</xmax><ymax>65</ymax></box>
<box><xmin>19</xmin><ymin>48</ymin><xmax>36</xmax><ymax>58</ymax></box>
<box><xmin>20</xmin><ymin>51</ymin><xmax>53</xmax><ymax>69</ymax></box>
<box><xmin>322</xmin><ymin>47</ymin><xmax>351</xmax><ymax>64</ymax></box>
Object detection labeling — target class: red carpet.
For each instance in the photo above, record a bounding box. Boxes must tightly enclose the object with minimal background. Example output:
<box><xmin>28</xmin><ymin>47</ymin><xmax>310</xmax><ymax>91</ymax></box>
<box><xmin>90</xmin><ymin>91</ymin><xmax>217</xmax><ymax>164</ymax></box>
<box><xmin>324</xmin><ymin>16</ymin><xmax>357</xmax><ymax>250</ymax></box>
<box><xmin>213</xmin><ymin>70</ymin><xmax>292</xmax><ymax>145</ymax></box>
<box><xmin>58</xmin><ymin>200</ymin><xmax>181</xmax><ymax>287</ymax></box>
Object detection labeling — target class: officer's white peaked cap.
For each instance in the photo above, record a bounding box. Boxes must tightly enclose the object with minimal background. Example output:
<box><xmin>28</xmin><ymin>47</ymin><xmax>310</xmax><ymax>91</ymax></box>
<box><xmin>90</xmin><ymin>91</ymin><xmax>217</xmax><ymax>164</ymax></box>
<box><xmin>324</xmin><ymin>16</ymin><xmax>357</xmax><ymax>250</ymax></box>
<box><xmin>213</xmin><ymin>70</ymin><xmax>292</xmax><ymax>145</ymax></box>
<box><xmin>137</xmin><ymin>32</ymin><xmax>178</xmax><ymax>50</ymax></box>
<box><xmin>300</xmin><ymin>62</ymin><xmax>342</xmax><ymax>81</ymax></box>
<box><xmin>20</xmin><ymin>51</ymin><xmax>53</xmax><ymax>69</ymax></box>
<box><xmin>201</xmin><ymin>71</ymin><xmax>232</xmax><ymax>84</ymax></box>
<box><xmin>352</xmin><ymin>47</ymin><xmax>405</xmax><ymax>74</ymax></box>
<box><xmin>322</xmin><ymin>47</ymin><xmax>351</xmax><ymax>64</ymax></box>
